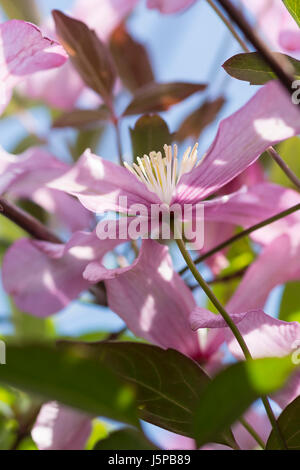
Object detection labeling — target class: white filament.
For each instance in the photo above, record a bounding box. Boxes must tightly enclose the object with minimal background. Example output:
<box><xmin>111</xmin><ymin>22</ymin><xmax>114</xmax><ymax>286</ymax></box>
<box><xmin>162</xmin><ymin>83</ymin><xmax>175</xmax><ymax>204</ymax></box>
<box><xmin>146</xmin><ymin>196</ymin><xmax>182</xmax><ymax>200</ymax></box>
<box><xmin>124</xmin><ymin>143</ymin><xmax>199</xmax><ymax>205</ymax></box>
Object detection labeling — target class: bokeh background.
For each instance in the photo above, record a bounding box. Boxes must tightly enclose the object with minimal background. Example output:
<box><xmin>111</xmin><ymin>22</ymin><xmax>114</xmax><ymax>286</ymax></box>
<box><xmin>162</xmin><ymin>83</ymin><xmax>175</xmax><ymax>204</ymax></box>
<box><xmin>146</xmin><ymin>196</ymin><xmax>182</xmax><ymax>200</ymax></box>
<box><xmin>0</xmin><ymin>0</ymin><xmax>284</xmax><ymax>447</ymax></box>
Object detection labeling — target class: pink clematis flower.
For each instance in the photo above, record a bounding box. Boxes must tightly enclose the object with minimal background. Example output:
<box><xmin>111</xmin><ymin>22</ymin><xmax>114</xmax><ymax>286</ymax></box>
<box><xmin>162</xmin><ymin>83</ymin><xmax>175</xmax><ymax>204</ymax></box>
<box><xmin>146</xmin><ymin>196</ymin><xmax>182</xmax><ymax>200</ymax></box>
<box><xmin>146</xmin><ymin>0</ymin><xmax>197</xmax><ymax>14</ymax></box>
<box><xmin>159</xmin><ymin>408</ymin><xmax>271</xmax><ymax>450</ymax></box>
<box><xmin>241</xmin><ymin>0</ymin><xmax>300</xmax><ymax>55</ymax></box>
<box><xmin>2</xmin><ymin>232</ymin><xmax>223</xmax><ymax>369</ymax></box>
<box><xmin>0</xmin><ymin>146</ymin><xmax>93</xmax><ymax>232</ymax></box>
<box><xmin>46</xmin><ymin>81</ymin><xmax>300</xmax><ymax>244</ymax></box>
<box><xmin>0</xmin><ymin>19</ymin><xmax>67</xmax><ymax>114</ymax></box>
<box><xmin>31</xmin><ymin>402</ymin><xmax>92</xmax><ymax>450</ymax></box>
<box><xmin>191</xmin><ymin>308</ymin><xmax>300</xmax><ymax>408</ymax></box>
<box><xmin>20</xmin><ymin>0</ymin><xmax>139</xmax><ymax>110</ymax></box>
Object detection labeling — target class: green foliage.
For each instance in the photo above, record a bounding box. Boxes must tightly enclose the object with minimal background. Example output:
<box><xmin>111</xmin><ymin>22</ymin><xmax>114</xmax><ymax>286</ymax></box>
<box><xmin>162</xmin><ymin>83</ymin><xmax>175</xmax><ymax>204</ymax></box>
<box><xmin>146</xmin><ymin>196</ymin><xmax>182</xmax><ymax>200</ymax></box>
<box><xmin>283</xmin><ymin>0</ymin><xmax>300</xmax><ymax>27</ymax></box>
<box><xmin>0</xmin><ymin>344</ymin><xmax>137</xmax><ymax>425</ymax></box>
<box><xmin>280</xmin><ymin>281</ymin><xmax>300</xmax><ymax>321</ymax></box>
<box><xmin>0</xmin><ymin>0</ymin><xmax>40</xmax><ymax>23</ymax></box>
<box><xmin>97</xmin><ymin>342</ymin><xmax>210</xmax><ymax>438</ymax></box>
<box><xmin>130</xmin><ymin>114</ymin><xmax>172</xmax><ymax>162</ymax></box>
<box><xmin>270</xmin><ymin>137</ymin><xmax>300</xmax><ymax>188</ymax></box>
<box><xmin>94</xmin><ymin>428</ymin><xmax>156</xmax><ymax>450</ymax></box>
<box><xmin>223</xmin><ymin>52</ymin><xmax>300</xmax><ymax>85</ymax></box>
<box><xmin>267</xmin><ymin>396</ymin><xmax>300</xmax><ymax>449</ymax></box>
<box><xmin>194</xmin><ymin>356</ymin><xmax>296</xmax><ymax>447</ymax></box>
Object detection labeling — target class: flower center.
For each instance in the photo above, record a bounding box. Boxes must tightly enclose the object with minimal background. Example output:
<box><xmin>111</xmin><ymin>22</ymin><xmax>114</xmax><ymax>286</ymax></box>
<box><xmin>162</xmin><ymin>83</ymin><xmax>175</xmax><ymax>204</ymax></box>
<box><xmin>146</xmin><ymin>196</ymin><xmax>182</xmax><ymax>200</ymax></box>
<box><xmin>124</xmin><ymin>143</ymin><xmax>199</xmax><ymax>205</ymax></box>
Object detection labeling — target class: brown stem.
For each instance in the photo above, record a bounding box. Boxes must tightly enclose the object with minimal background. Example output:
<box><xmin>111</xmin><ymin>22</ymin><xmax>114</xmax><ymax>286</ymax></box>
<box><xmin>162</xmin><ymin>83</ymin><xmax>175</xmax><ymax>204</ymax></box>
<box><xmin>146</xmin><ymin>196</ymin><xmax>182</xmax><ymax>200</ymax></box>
<box><xmin>0</xmin><ymin>197</ymin><xmax>61</xmax><ymax>244</ymax></box>
<box><xmin>215</xmin><ymin>0</ymin><xmax>296</xmax><ymax>98</ymax></box>
<box><xmin>179</xmin><ymin>203</ymin><xmax>300</xmax><ymax>276</ymax></box>
<box><xmin>0</xmin><ymin>197</ymin><xmax>107</xmax><ymax>306</ymax></box>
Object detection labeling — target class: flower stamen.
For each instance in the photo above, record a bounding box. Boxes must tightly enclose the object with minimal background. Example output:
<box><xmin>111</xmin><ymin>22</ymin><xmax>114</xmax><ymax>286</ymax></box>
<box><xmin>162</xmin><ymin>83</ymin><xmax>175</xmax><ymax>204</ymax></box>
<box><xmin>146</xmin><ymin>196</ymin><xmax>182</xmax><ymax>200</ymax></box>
<box><xmin>124</xmin><ymin>143</ymin><xmax>199</xmax><ymax>205</ymax></box>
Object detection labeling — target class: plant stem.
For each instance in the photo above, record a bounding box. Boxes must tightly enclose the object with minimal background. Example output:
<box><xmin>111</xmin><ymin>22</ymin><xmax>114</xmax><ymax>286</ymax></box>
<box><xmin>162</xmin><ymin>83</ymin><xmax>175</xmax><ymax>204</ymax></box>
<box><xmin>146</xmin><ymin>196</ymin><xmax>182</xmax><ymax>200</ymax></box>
<box><xmin>175</xmin><ymin>238</ymin><xmax>288</xmax><ymax>449</ymax></box>
<box><xmin>267</xmin><ymin>147</ymin><xmax>300</xmax><ymax>191</ymax></box>
<box><xmin>207</xmin><ymin>0</ymin><xmax>300</xmax><ymax>191</ymax></box>
<box><xmin>206</xmin><ymin>0</ymin><xmax>249</xmax><ymax>52</ymax></box>
<box><xmin>113</xmin><ymin>119</ymin><xmax>124</xmax><ymax>165</ymax></box>
<box><xmin>0</xmin><ymin>197</ymin><xmax>107</xmax><ymax>306</ymax></box>
<box><xmin>176</xmin><ymin>238</ymin><xmax>251</xmax><ymax>359</ymax></box>
<box><xmin>239</xmin><ymin>417</ymin><xmax>265</xmax><ymax>450</ymax></box>
<box><xmin>0</xmin><ymin>197</ymin><xmax>61</xmax><ymax>244</ymax></box>
<box><xmin>215</xmin><ymin>0</ymin><xmax>295</xmax><ymax>96</ymax></box>
<box><xmin>180</xmin><ymin>203</ymin><xmax>300</xmax><ymax>276</ymax></box>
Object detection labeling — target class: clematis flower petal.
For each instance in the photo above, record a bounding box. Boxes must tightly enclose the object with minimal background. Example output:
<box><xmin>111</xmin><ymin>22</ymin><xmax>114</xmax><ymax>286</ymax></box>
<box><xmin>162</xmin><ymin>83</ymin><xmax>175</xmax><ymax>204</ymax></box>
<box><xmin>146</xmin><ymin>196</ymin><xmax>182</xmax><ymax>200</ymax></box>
<box><xmin>191</xmin><ymin>308</ymin><xmax>300</xmax><ymax>359</ymax></box>
<box><xmin>146</xmin><ymin>0</ymin><xmax>196</xmax><ymax>14</ymax></box>
<box><xmin>241</xmin><ymin>0</ymin><xmax>300</xmax><ymax>56</ymax></box>
<box><xmin>2</xmin><ymin>231</ymin><xmax>105</xmax><ymax>316</ymax></box>
<box><xmin>190</xmin><ymin>308</ymin><xmax>300</xmax><ymax>407</ymax></box>
<box><xmin>0</xmin><ymin>146</ymin><xmax>93</xmax><ymax>232</ymax></box>
<box><xmin>97</xmin><ymin>239</ymin><xmax>203</xmax><ymax>359</ymax></box>
<box><xmin>48</xmin><ymin>149</ymin><xmax>161</xmax><ymax>214</ymax></box>
<box><xmin>227</xmin><ymin>232</ymin><xmax>300</xmax><ymax>314</ymax></box>
<box><xmin>173</xmin><ymin>81</ymin><xmax>300</xmax><ymax>205</ymax></box>
<box><xmin>32</xmin><ymin>402</ymin><xmax>91</xmax><ymax>450</ymax></box>
<box><xmin>0</xmin><ymin>20</ymin><xmax>67</xmax><ymax>113</ymax></box>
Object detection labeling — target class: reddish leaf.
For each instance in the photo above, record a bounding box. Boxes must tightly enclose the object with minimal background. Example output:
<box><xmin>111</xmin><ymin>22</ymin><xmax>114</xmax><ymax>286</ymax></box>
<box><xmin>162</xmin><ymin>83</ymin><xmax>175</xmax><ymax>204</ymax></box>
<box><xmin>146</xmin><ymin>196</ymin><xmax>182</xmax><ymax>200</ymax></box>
<box><xmin>123</xmin><ymin>82</ymin><xmax>207</xmax><ymax>116</ymax></box>
<box><xmin>177</xmin><ymin>96</ymin><xmax>225</xmax><ymax>141</ymax></box>
<box><xmin>110</xmin><ymin>24</ymin><xmax>154</xmax><ymax>93</ymax></box>
<box><xmin>52</xmin><ymin>10</ymin><xmax>116</xmax><ymax>106</ymax></box>
<box><xmin>53</xmin><ymin>106</ymin><xmax>110</xmax><ymax>129</ymax></box>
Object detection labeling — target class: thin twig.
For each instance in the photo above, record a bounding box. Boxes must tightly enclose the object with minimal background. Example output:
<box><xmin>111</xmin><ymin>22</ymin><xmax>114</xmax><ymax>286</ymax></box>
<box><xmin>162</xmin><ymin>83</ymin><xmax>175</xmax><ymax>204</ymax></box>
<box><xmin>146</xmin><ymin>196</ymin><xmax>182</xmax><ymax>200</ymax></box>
<box><xmin>180</xmin><ymin>203</ymin><xmax>300</xmax><ymax>276</ymax></box>
<box><xmin>0</xmin><ymin>197</ymin><xmax>107</xmax><ymax>306</ymax></box>
<box><xmin>267</xmin><ymin>147</ymin><xmax>300</xmax><ymax>191</ymax></box>
<box><xmin>215</xmin><ymin>0</ymin><xmax>296</xmax><ymax>97</ymax></box>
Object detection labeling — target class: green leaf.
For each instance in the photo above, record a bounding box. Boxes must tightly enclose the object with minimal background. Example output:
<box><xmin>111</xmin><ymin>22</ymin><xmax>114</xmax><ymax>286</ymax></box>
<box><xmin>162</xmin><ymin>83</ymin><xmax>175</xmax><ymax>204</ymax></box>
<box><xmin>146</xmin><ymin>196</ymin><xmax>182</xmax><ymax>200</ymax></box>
<box><xmin>0</xmin><ymin>344</ymin><xmax>137</xmax><ymax>425</ymax></box>
<box><xmin>130</xmin><ymin>114</ymin><xmax>172</xmax><ymax>162</ymax></box>
<box><xmin>223</xmin><ymin>52</ymin><xmax>300</xmax><ymax>85</ymax></box>
<box><xmin>0</xmin><ymin>0</ymin><xmax>40</xmax><ymax>23</ymax></box>
<box><xmin>283</xmin><ymin>0</ymin><xmax>300</xmax><ymax>27</ymax></box>
<box><xmin>70</xmin><ymin>128</ymin><xmax>104</xmax><ymax>161</ymax></box>
<box><xmin>98</xmin><ymin>343</ymin><xmax>208</xmax><ymax>437</ymax></box>
<box><xmin>270</xmin><ymin>137</ymin><xmax>300</xmax><ymax>188</ymax></box>
<box><xmin>52</xmin><ymin>10</ymin><xmax>116</xmax><ymax>105</ymax></box>
<box><xmin>97</xmin><ymin>342</ymin><xmax>236</xmax><ymax>447</ymax></box>
<box><xmin>177</xmin><ymin>97</ymin><xmax>225</xmax><ymax>142</ymax></box>
<box><xmin>123</xmin><ymin>82</ymin><xmax>206</xmax><ymax>116</ymax></box>
<box><xmin>109</xmin><ymin>24</ymin><xmax>154</xmax><ymax>93</ymax></box>
<box><xmin>267</xmin><ymin>396</ymin><xmax>300</xmax><ymax>449</ymax></box>
<box><xmin>0</xmin><ymin>415</ymin><xmax>18</xmax><ymax>450</ymax></box>
<box><xmin>194</xmin><ymin>356</ymin><xmax>296</xmax><ymax>447</ymax></box>
<box><xmin>280</xmin><ymin>281</ymin><xmax>300</xmax><ymax>321</ymax></box>
<box><xmin>53</xmin><ymin>107</ymin><xmax>110</xmax><ymax>129</ymax></box>
<box><xmin>94</xmin><ymin>428</ymin><xmax>156</xmax><ymax>450</ymax></box>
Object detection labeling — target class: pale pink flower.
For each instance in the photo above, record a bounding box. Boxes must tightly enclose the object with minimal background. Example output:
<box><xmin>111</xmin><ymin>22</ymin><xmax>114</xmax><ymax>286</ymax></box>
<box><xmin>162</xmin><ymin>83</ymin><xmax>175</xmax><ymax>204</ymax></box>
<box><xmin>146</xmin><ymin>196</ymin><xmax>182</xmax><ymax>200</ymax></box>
<box><xmin>20</xmin><ymin>0</ymin><xmax>138</xmax><ymax>110</ymax></box>
<box><xmin>46</xmin><ymin>82</ymin><xmax>300</xmax><ymax>237</ymax></box>
<box><xmin>146</xmin><ymin>0</ymin><xmax>197</xmax><ymax>14</ymax></box>
<box><xmin>191</xmin><ymin>308</ymin><xmax>300</xmax><ymax>408</ymax></box>
<box><xmin>0</xmin><ymin>20</ymin><xmax>67</xmax><ymax>114</ymax></box>
<box><xmin>0</xmin><ymin>146</ymin><xmax>93</xmax><ymax>232</ymax></box>
<box><xmin>31</xmin><ymin>402</ymin><xmax>92</xmax><ymax>450</ymax></box>
<box><xmin>241</xmin><ymin>0</ymin><xmax>300</xmax><ymax>55</ymax></box>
